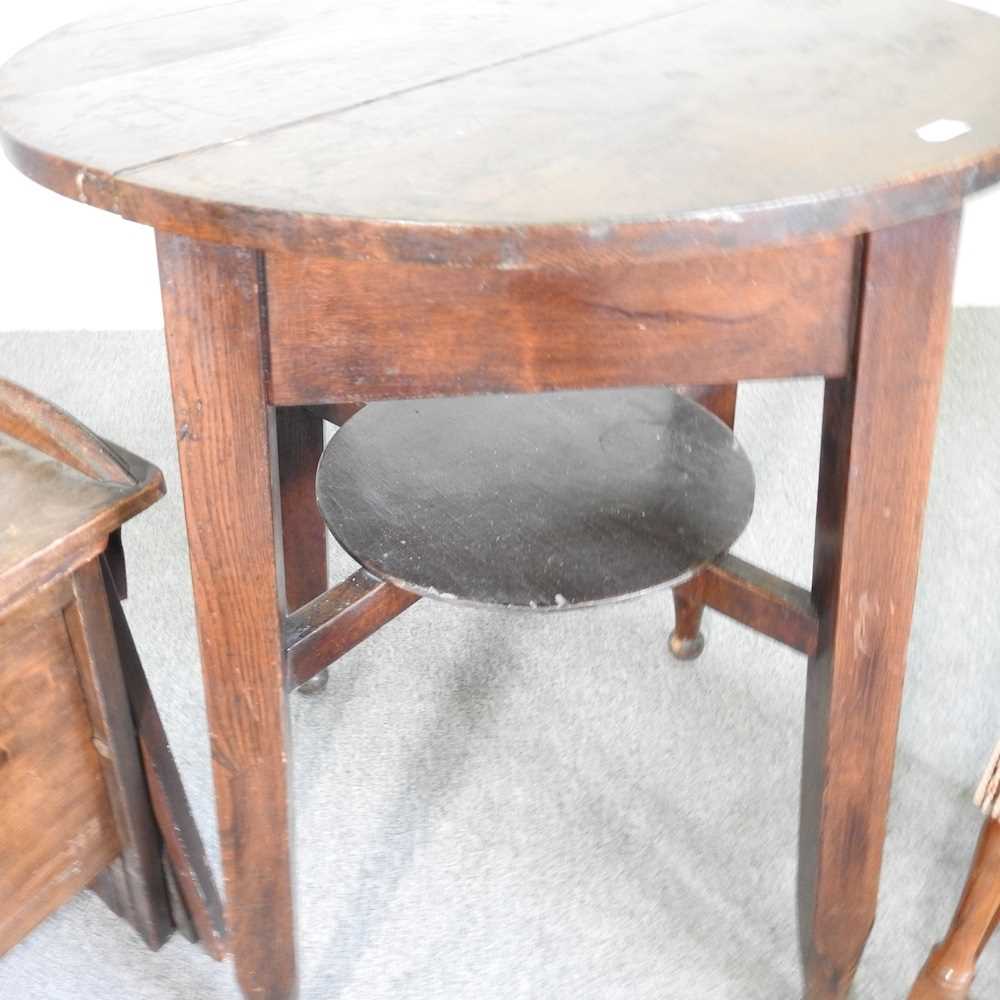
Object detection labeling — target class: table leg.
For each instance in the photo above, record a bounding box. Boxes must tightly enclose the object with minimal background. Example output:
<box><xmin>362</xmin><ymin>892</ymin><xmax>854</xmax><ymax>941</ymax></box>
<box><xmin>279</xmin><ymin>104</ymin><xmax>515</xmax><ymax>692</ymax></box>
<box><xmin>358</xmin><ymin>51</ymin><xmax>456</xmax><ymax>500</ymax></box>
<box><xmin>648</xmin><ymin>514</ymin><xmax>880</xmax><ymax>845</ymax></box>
<box><xmin>158</xmin><ymin>233</ymin><xmax>297</xmax><ymax>1000</ymax></box>
<box><xmin>669</xmin><ymin>384</ymin><xmax>738</xmax><ymax>660</ymax></box>
<box><xmin>909</xmin><ymin>817</ymin><xmax>1000</xmax><ymax>999</ymax></box>
<box><xmin>277</xmin><ymin>407</ymin><xmax>329</xmax><ymax>694</ymax></box>
<box><xmin>799</xmin><ymin>211</ymin><xmax>961</xmax><ymax>999</ymax></box>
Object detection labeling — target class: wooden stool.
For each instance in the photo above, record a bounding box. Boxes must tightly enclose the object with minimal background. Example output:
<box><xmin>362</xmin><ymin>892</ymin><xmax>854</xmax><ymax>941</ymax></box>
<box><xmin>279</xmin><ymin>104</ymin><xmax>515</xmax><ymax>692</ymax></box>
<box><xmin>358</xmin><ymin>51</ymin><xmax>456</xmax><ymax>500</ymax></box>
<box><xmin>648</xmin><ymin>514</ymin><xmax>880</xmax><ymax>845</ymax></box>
<box><xmin>0</xmin><ymin>380</ymin><xmax>224</xmax><ymax>962</ymax></box>
<box><xmin>909</xmin><ymin>744</ymin><xmax>1000</xmax><ymax>999</ymax></box>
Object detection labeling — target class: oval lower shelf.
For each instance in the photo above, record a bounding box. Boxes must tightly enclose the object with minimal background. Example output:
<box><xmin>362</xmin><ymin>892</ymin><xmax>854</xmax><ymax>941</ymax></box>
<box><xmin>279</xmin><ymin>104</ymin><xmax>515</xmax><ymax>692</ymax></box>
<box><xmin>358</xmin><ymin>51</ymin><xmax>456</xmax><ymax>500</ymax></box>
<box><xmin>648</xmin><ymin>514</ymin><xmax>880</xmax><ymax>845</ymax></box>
<box><xmin>316</xmin><ymin>388</ymin><xmax>755</xmax><ymax>611</ymax></box>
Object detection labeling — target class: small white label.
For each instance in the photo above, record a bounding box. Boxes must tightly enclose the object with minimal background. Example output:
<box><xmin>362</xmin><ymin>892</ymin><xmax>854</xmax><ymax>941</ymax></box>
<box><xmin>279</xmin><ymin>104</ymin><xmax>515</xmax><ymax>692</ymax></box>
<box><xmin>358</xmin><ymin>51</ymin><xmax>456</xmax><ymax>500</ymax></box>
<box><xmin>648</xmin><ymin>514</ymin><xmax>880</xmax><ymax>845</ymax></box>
<box><xmin>916</xmin><ymin>119</ymin><xmax>972</xmax><ymax>143</ymax></box>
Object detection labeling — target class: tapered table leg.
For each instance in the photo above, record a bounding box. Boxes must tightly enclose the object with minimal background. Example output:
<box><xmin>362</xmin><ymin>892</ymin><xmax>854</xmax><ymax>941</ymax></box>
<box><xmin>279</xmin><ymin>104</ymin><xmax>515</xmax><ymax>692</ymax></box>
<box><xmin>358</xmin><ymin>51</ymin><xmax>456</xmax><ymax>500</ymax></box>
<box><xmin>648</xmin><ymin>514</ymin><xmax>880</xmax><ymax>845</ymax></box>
<box><xmin>799</xmin><ymin>211</ymin><xmax>961</xmax><ymax>999</ymax></box>
<box><xmin>158</xmin><ymin>233</ymin><xmax>297</xmax><ymax>1000</ymax></box>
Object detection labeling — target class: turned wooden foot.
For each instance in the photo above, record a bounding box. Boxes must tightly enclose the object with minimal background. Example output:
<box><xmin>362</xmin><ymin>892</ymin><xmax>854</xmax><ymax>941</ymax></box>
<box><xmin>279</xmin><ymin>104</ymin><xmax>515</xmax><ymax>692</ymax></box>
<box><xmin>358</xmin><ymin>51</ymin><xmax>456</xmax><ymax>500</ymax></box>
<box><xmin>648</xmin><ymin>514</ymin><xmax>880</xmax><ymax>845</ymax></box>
<box><xmin>908</xmin><ymin>817</ymin><xmax>1000</xmax><ymax>1000</ymax></box>
<box><xmin>669</xmin><ymin>577</ymin><xmax>707</xmax><ymax>661</ymax></box>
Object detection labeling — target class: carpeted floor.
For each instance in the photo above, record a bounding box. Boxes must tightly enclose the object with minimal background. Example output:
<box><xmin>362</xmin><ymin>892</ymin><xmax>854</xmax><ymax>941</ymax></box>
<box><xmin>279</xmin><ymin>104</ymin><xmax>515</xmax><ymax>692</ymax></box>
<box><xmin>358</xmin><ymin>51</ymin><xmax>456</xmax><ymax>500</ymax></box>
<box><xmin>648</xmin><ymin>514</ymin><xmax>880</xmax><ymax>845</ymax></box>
<box><xmin>1</xmin><ymin>310</ymin><xmax>998</xmax><ymax>999</ymax></box>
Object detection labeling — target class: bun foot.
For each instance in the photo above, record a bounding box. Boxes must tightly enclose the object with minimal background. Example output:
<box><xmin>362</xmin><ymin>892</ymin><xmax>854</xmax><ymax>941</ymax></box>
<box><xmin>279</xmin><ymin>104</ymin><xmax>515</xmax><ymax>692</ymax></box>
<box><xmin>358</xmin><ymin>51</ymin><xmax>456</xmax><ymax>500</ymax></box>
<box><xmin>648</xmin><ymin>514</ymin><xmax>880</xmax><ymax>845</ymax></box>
<box><xmin>297</xmin><ymin>667</ymin><xmax>329</xmax><ymax>695</ymax></box>
<box><xmin>668</xmin><ymin>630</ymin><xmax>706</xmax><ymax>662</ymax></box>
<box><xmin>908</xmin><ymin>948</ymin><xmax>974</xmax><ymax>999</ymax></box>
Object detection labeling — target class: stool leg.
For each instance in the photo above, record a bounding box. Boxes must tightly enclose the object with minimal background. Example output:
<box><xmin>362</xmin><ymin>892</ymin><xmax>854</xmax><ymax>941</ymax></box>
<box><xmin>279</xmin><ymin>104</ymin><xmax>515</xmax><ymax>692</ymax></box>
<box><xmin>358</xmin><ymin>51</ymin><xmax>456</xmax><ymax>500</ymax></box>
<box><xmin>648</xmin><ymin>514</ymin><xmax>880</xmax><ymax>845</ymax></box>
<box><xmin>159</xmin><ymin>234</ymin><xmax>298</xmax><ymax>1000</ymax></box>
<box><xmin>277</xmin><ymin>407</ymin><xmax>329</xmax><ymax>695</ymax></box>
<box><xmin>908</xmin><ymin>817</ymin><xmax>1000</xmax><ymax>1000</ymax></box>
<box><xmin>799</xmin><ymin>212</ymin><xmax>960</xmax><ymax>999</ymax></box>
<box><xmin>669</xmin><ymin>383</ymin><xmax>737</xmax><ymax>661</ymax></box>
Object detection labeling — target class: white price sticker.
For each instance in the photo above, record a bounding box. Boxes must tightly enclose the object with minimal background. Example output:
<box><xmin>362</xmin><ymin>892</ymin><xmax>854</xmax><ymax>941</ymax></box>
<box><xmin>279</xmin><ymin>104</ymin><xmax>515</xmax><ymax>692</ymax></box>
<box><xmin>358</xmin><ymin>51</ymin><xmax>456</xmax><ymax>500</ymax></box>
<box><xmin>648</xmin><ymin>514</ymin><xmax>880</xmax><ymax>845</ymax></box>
<box><xmin>916</xmin><ymin>119</ymin><xmax>972</xmax><ymax>143</ymax></box>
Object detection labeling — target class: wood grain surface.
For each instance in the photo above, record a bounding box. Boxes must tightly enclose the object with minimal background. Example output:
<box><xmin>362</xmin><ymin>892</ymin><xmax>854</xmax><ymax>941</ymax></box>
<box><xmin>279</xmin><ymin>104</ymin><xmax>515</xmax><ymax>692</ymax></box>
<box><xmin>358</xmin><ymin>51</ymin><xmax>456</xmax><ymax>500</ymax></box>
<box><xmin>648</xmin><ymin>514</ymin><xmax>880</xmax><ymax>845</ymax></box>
<box><xmin>285</xmin><ymin>570</ymin><xmax>420</xmax><ymax>689</ymax></box>
<box><xmin>265</xmin><ymin>240</ymin><xmax>856</xmax><ymax>402</ymax></box>
<box><xmin>700</xmin><ymin>553</ymin><xmax>819</xmax><ymax>656</ymax></box>
<box><xmin>157</xmin><ymin>232</ymin><xmax>297</xmax><ymax>998</ymax></box>
<box><xmin>103</xmin><ymin>557</ymin><xmax>227</xmax><ymax>960</ymax></box>
<box><xmin>276</xmin><ymin>406</ymin><xmax>327</xmax><ymax>611</ymax></box>
<box><xmin>0</xmin><ymin>378</ymin><xmax>134</xmax><ymax>485</ymax></box>
<box><xmin>66</xmin><ymin>559</ymin><xmax>173</xmax><ymax>951</ymax></box>
<box><xmin>0</xmin><ymin>583</ymin><xmax>120</xmax><ymax>955</ymax></box>
<box><xmin>2</xmin><ymin>1</ymin><xmax>999</xmax><ymax>266</ymax></box>
<box><xmin>0</xmin><ymin>434</ymin><xmax>163</xmax><ymax>618</ymax></box>
<box><xmin>799</xmin><ymin>211</ymin><xmax>962</xmax><ymax>999</ymax></box>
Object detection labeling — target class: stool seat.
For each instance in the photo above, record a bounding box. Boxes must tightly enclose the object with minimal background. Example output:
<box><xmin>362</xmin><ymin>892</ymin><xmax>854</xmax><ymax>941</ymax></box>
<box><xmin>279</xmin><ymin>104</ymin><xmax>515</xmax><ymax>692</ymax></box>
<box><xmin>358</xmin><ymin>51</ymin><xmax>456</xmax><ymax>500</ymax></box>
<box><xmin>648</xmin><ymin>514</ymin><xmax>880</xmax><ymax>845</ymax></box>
<box><xmin>316</xmin><ymin>388</ymin><xmax>754</xmax><ymax>610</ymax></box>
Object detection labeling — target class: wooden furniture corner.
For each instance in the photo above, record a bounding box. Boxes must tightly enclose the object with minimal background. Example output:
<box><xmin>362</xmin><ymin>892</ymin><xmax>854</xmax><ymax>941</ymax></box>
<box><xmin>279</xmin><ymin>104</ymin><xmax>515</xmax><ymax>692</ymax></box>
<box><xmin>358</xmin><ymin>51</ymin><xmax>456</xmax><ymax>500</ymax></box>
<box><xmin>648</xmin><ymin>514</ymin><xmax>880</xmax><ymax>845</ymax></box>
<box><xmin>0</xmin><ymin>379</ymin><xmax>224</xmax><ymax>962</ymax></box>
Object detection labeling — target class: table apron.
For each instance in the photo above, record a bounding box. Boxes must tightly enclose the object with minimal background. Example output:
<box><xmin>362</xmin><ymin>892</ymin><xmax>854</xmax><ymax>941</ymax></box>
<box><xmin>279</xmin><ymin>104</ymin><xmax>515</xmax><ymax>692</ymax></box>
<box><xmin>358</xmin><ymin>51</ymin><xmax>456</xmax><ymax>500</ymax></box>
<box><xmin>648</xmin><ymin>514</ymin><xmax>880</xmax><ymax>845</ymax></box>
<box><xmin>263</xmin><ymin>237</ymin><xmax>859</xmax><ymax>404</ymax></box>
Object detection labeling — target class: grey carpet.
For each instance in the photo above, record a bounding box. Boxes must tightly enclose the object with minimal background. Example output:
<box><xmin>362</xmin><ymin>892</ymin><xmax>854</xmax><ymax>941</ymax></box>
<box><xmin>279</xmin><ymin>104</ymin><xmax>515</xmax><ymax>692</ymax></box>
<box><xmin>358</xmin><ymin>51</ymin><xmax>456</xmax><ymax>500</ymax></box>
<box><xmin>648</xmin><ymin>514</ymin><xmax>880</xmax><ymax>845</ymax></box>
<box><xmin>0</xmin><ymin>310</ymin><xmax>998</xmax><ymax>999</ymax></box>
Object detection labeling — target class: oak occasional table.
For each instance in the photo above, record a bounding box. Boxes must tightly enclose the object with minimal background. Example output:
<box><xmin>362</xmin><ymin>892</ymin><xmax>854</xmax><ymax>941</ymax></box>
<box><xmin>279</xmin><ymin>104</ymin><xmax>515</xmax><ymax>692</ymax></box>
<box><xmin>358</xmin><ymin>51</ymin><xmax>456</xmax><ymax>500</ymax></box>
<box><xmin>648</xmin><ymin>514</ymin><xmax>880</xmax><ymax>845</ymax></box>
<box><xmin>3</xmin><ymin>2</ymin><xmax>1000</xmax><ymax>997</ymax></box>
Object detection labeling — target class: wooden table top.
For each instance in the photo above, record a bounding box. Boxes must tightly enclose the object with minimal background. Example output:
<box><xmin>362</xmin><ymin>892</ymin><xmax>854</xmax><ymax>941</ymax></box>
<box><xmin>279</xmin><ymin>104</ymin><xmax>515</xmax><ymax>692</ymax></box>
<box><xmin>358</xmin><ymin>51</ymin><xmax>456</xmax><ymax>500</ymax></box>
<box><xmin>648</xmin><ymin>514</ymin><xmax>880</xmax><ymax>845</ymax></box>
<box><xmin>2</xmin><ymin>0</ymin><xmax>1000</xmax><ymax>267</ymax></box>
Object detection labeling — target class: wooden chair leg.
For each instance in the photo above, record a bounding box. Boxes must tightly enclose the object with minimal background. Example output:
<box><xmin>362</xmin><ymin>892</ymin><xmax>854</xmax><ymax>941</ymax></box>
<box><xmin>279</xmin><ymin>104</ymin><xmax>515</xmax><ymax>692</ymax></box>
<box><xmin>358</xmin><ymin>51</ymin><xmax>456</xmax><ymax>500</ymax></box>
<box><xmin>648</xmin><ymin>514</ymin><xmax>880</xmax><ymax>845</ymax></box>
<box><xmin>159</xmin><ymin>233</ymin><xmax>297</xmax><ymax>1000</ymax></box>
<box><xmin>277</xmin><ymin>406</ymin><xmax>330</xmax><ymax>695</ymax></box>
<box><xmin>909</xmin><ymin>817</ymin><xmax>1000</xmax><ymax>1000</ymax></box>
<box><xmin>799</xmin><ymin>212</ymin><xmax>961</xmax><ymax>999</ymax></box>
<box><xmin>669</xmin><ymin>383</ymin><xmax>738</xmax><ymax>661</ymax></box>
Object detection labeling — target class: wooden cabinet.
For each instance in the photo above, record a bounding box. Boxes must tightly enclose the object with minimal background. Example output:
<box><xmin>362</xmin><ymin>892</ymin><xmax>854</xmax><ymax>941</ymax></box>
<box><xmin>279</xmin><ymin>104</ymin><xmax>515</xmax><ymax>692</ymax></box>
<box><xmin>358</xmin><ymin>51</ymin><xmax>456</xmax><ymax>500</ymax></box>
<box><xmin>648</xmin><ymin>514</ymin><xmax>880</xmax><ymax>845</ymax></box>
<box><xmin>0</xmin><ymin>583</ymin><xmax>120</xmax><ymax>952</ymax></box>
<box><xmin>0</xmin><ymin>380</ymin><xmax>224</xmax><ymax>961</ymax></box>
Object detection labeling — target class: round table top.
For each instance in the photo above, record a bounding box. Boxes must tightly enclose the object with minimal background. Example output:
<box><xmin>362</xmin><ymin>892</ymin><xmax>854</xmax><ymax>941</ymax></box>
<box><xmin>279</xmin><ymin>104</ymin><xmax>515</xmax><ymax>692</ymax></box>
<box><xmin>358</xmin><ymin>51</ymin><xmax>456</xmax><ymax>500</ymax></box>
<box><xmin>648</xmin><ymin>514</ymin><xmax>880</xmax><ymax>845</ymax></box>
<box><xmin>2</xmin><ymin>0</ymin><xmax>1000</xmax><ymax>268</ymax></box>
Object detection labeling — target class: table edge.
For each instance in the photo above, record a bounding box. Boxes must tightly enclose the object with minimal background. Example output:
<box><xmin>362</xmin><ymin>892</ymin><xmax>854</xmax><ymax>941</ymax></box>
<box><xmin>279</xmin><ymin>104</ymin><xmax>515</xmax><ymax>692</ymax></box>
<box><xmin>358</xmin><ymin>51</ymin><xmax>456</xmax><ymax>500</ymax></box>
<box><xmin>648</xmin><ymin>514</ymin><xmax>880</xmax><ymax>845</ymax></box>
<box><xmin>3</xmin><ymin>125</ymin><xmax>998</xmax><ymax>268</ymax></box>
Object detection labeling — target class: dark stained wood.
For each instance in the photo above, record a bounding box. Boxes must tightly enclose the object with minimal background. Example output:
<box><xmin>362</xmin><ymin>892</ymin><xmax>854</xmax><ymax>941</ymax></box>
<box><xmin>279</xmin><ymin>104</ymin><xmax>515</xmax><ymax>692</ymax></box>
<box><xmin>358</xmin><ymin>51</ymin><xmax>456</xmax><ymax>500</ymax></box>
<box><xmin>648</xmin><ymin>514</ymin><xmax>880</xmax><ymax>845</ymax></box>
<box><xmin>909</xmin><ymin>817</ymin><xmax>1000</xmax><ymax>1000</ymax></box>
<box><xmin>276</xmin><ymin>406</ymin><xmax>327</xmax><ymax>611</ymax></box>
<box><xmin>678</xmin><ymin>385</ymin><xmax>739</xmax><ymax>430</ymax></box>
<box><xmin>90</xmin><ymin>858</ymin><xmax>135</xmax><ymax>929</ymax></box>
<box><xmin>669</xmin><ymin>384</ymin><xmax>739</xmax><ymax>659</ymax></box>
<box><xmin>65</xmin><ymin>558</ymin><xmax>172</xmax><ymax>951</ymax></box>
<box><xmin>0</xmin><ymin>582</ymin><xmax>120</xmax><ymax>955</ymax></box>
<box><xmin>799</xmin><ymin>211</ymin><xmax>962</xmax><ymax>999</ymax></box>
<box><xmin>162</xmin><ymin>855</ymin><xmax>200</xmax><ymax>946</ymax></box>
<box><xmin>286</xmin><ymin>570</ymin><xmax>420</xmax><ymax>689</ymax></box>
<box><xmin>157</xmin><ymin>231</ymin><xmax>297</xmax><ymax>998</ymax></box>
<box><xmin>2</xmin><ymin>2</ymin><xmax>1000</xmax><ymax>267</ymax></box>
<box><xmin>0</xmin><ymin>408</ymin><xmax>163</xmax><ymax>619</ymax></box>
<box><xmin>276</xmin><ymin>405</ymin><xmax>330</xmax><ymax>693</ymax></box>
<box><xmin>102</xmin><ymin>556</ymin><xmax>227</xmax><ymax>961</ymax></box>
<box><xmin>105</xmin><ymin>528</ymin><xmax>128</xmax><ymax>601</ymax></box>
<box><xmin>306</xmin><ymin>403</ymin><xmax>365</xmax><ymax>426</ymax></box>
<box><xmin>265</xmin><ymin>243</ymin><xmax>855</xmax><ymax>402</ymax></box>
<box><xmin>699</xmin><ymin>554</ymin><xmax>819</xmax><ymax>657</ymax></box>
<box><xmin>316</xmin><ymin>389</ymin><xmax>755</xmax><ymax>609</ymax></box>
